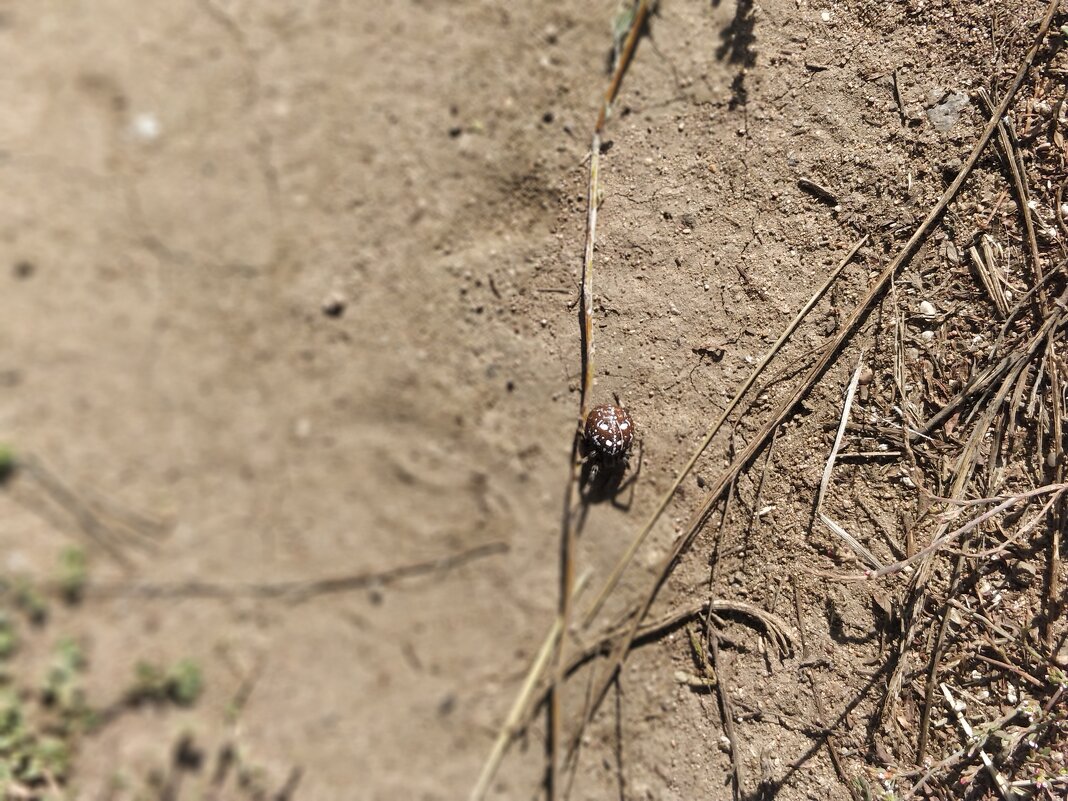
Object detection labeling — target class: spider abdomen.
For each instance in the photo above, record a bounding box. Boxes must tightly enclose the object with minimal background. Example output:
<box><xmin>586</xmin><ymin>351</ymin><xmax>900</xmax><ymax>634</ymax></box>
<box><xmin>583</xmin><ymin>404</ymin><xmax>635</xmax><ymax>460</ymax></box>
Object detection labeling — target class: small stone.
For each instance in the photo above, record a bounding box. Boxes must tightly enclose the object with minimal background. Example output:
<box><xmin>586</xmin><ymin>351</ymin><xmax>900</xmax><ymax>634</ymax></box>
<box><xmin>321</xmin><ymin>291</ymin><xmax>347</xmax><ymax>317</ymax></box>
<box><xmin>131</xmin><ymin>112</ymin><xmax>162</xmax><ymax>142</ymax></box>
<box><xmin>1011</xmin><ymin>561</ymin><xmax>1038</xmax><ymax>586</ymax></box>
<box><xmin>926</xmin><ymin>91</ymin><xmax>970</xmax><ymax>132</ymax></box>
<box><xmin>918</xmin><ymin>300</ymin><xmax>937</xmax><ymax>318</ymax></box>
<box><xmin>1055</xmin><ymin>639</ymin><xmax>1068</xmax><ymax>667</ymax></box>
<box><xmin>942</xmin><ymin>157</ymin><xmax>963</xmax><ymax>177</ymax></box>
<box><xmin>438</xmin><ymin>694</ymin><xmax>457</xmax><ymax>717</ymax></box>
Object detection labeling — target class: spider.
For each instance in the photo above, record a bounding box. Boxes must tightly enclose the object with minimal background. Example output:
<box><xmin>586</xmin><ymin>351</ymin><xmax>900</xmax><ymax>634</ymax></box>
<box><xmin>579</xmin><ymin>401</ymin><xmax>641</xmax><ymax>507</ymax></box>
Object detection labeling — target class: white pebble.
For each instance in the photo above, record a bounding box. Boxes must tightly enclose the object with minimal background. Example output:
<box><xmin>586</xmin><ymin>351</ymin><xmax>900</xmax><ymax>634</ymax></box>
<box><xmin>131</xmin><ymin>112</ymin><xmax>161</xmax><ymax>141</ymax></box>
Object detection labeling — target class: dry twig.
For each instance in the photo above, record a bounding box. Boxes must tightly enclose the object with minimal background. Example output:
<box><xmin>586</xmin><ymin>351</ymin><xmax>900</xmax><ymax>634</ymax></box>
<box><xmin>816</xmin><ymin>355</ymin><xmax>884</xmax><ymax>570</ymax></box>
<box><xmin>551</xmin><ymin>4</ymin><xmax>655</xmax><ymax>796</ymax></box>
<box><xmin>470</xmin><ymin>571</ymin><xmax>591</xmax><ymax>801</ymax></box>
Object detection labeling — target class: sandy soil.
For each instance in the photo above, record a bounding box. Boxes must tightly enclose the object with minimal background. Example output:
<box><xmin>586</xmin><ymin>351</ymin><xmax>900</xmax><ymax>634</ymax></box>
<box><xmin>0</xmin><ymin>1</ymin><xmax>1063</xmax><ymax>799</ymax></box>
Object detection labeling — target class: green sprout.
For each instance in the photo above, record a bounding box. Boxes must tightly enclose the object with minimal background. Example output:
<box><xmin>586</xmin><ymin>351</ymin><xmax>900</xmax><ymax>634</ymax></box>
<box><xmin>57</xmin><ymin>547</ymin><xmax>88</xmax><ymax>605</ymax></box>
<box><xmin>42</xmin><ymin>639</ymin><xmax>90</xmax><ymax>727</ymax></box>
<box><xmin>0</xmin><ymin>614</ymin><xmax>17</xmax><ymax>660</ymax></box>
<box><xmin>13</xmin><ymin>579</ymin><xmax>48</xmax><ymax>626</ymax></box>
<box><xmin>128</xmin><ymin>659</ymin><xmax>203</xmax><ymax>708</ymax></box>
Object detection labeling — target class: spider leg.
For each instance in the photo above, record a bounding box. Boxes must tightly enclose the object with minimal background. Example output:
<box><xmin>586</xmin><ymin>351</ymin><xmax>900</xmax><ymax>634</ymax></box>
<box><xmin>609</xmin><ymin>440</ymin><xmax>643</xmax><ymax>510</ymax></box>
<box><xmin>617</xmin><ymin>438</ymin><xmax>643</xmax><ymax>488</ymax></box>
<box><xmin>579</xmin><ymin>457</ymin><xmax>596</xmax><ymax>495</ymax></box>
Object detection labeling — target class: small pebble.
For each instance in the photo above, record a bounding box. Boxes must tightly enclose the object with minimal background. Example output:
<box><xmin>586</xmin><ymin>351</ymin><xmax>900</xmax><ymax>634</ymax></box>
<box><xmin>321</xmin><ymin>291</ymin><xmax>347</xmax><ymax>317</ymax></box>
<box><xmin>438</xmin><ymin>694</ymin><xmax>457</xmax><ymax>717</ymax></box>
<box><xmin>918</xmin><ymin>300</ymin><xmax>937</xmax><ymax>318</ymax></box>
<box><xmin>1055</xmin><ymin>640</ymin><xmax>1068</xmax><ymax>667</ymax></box>
<box><xmin>131</xmin><ymin>112</ymin><xmax>162</xmax><ymax>142</ymax></box>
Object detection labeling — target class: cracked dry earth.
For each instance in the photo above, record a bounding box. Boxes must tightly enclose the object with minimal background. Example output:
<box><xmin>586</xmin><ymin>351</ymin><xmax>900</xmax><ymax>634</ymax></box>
<box><xmin>0</xmin><ymin>0</ymin><xmax>1062</xmax><ymax>799</ymax></box>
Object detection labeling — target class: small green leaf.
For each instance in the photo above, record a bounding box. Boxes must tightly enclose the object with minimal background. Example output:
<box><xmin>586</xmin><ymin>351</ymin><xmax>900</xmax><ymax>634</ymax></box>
<box><xmin>167</xmin><ymin>660</ymin><xmax>202</xmax><ymax>707</ymax></box>
<box><xmin>58</xmin><ymin>547</ymin><xmax>88</xmax><ymax>604</ymax></box>
<box><xmin>0</xmin><ymin>615</ymin><xmax>17</xmax><ymax>660</ymax></box>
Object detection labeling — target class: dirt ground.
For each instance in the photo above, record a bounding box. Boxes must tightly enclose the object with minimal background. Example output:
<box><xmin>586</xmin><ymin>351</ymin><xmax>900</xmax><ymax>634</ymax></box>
<box><xmin>0</xmin><ymin>1</ymin><xmax>1065</xmax><ymax>799</ymax></box>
